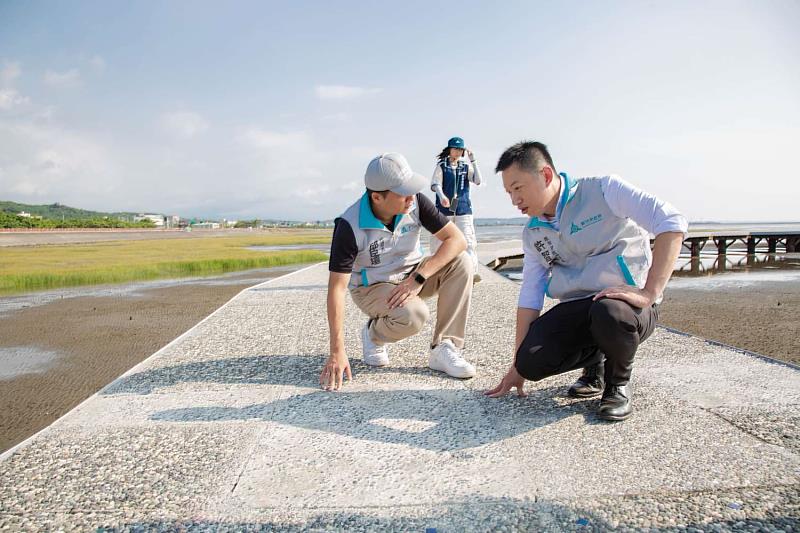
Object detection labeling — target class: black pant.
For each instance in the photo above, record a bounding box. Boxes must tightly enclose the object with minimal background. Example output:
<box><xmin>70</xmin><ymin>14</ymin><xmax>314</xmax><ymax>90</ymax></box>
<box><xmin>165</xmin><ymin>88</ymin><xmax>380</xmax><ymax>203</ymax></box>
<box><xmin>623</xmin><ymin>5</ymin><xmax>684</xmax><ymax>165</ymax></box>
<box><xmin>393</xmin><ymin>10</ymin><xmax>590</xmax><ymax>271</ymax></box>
<box><xmin>515</xmin><ymin>297</ymin><xmax>658</xmax><ymax>386</ymax></box>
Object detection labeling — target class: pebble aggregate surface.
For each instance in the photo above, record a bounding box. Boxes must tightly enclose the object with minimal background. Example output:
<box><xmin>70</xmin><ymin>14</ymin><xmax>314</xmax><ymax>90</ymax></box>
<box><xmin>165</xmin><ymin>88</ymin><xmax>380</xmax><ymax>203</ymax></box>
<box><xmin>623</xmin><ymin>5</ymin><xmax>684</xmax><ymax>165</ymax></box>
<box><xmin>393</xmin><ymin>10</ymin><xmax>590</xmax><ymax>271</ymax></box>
<box><xmin>1</xmin><ymin>260</ymin><xmax>798</xmax><ymax>531</ymax></box>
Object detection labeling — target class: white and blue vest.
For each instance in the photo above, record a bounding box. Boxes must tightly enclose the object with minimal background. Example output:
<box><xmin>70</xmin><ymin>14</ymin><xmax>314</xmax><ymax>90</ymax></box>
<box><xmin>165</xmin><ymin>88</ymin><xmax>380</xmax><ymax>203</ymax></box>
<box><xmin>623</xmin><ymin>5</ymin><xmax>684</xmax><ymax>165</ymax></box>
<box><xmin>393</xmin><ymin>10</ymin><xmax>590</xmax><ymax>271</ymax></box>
<box><xmin>435</xmin><ymin>160</ymin><xmax>472</xmax><ymax>216</ymax></box>
<box><xmin>339</xmin><ymin>192</ymin><xmax>425</xmax><ymax>289</ymax></box>
<box><xmin>523</xmin><ymin>174</ymin><xmax>652</xmax><ymax>303</ymax></box>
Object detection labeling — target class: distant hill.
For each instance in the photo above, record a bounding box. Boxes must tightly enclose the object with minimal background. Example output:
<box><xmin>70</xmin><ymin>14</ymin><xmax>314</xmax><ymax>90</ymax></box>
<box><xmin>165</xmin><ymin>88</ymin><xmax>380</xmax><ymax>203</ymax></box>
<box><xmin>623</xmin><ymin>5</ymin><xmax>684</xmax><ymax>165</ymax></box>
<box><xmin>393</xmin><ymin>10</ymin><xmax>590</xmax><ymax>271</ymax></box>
<box><xmin>0</xmin><ymin>201</ymin><xmax>138</xmax><ymax>221</ymax></box>
<box><xmin>0</xmin><ymin>201</ymin><xmax>155</xmax><ymax>229</ymax></box>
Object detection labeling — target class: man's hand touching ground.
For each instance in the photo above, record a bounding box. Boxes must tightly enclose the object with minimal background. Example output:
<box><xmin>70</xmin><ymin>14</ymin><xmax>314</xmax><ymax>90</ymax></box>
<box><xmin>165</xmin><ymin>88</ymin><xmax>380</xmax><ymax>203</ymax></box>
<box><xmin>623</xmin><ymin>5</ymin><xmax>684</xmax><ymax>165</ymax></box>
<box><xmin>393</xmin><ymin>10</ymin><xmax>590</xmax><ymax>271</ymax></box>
<box><xmin>320</xmin><ymin>353</ymin><xmax>352</xmax><ymax>391</ymax></box>
<box><xmin>484</xmin><ymin>365</ymin><xmax>527</xmax><ymax>398</ymax></box>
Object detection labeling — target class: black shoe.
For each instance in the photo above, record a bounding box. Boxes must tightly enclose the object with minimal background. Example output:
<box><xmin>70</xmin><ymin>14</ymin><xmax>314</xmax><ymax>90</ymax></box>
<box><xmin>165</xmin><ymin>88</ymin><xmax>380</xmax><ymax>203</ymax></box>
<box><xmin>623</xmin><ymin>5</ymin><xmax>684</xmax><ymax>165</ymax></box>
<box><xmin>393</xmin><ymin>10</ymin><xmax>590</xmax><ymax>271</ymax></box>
<box><xmin>597</xmin><ymin>385</ymin><xmax>633</xmax><ymax>421</ymax></box>
<box><xmin>567</xmin><ymin>365</ymin><xmax>605</xmax><ymax>398</ymax></box>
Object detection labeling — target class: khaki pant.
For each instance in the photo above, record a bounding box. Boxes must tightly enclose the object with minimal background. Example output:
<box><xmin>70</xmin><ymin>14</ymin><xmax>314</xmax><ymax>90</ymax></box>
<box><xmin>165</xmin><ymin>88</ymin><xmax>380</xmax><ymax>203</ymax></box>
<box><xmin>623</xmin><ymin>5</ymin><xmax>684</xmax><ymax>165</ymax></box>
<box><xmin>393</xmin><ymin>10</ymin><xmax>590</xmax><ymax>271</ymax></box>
<box><xmin>350</xmin><ymin>252</ymin><xmax>473</xmax><ymax>349</ymax></box>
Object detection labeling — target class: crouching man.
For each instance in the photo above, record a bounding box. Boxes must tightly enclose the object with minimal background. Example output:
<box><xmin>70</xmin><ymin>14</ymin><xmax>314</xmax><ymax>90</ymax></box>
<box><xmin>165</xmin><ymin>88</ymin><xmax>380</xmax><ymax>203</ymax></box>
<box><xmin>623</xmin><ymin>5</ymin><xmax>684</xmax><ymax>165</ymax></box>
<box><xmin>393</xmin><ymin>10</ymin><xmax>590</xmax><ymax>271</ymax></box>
<box><xmin>485</xmin><ymin>141</ymin><xmax>687</xmax><ymax>421</ymax></box>
<box><xmin>321</xmin><ymin>152</ymin><xmax>478</xmax><ymax>391</ymax></box>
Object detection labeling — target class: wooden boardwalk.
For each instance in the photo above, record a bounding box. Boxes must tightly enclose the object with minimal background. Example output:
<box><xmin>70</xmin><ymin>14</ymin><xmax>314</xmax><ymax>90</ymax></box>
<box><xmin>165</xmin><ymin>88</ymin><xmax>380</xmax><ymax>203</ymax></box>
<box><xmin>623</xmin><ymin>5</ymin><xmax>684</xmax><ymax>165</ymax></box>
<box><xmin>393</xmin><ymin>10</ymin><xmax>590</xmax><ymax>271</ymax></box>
<box><xmin>480</xmin><ymin>226</ymin><xmax>800</xmax><ymax>270</ymax></box>
<box><xmin>684</xmin><ymin>228</ymin><xmax>800</xmax><ymax>256</ymax></box>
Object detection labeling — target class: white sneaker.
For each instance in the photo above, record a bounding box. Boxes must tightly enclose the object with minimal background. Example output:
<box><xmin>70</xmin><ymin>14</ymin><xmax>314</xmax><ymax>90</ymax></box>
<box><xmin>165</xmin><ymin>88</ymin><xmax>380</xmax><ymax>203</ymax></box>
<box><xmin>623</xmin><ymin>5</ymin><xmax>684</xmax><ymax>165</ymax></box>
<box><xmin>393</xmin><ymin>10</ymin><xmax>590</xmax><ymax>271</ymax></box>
<box><xmin>362</xmin><ymin>320</ymin><xmax>389</xmax><ymax>366</ymax></box>
<box><xmin>429</xmin><ymin>339</ymin><xmax>476</xmax><ymax>378</ymax></box>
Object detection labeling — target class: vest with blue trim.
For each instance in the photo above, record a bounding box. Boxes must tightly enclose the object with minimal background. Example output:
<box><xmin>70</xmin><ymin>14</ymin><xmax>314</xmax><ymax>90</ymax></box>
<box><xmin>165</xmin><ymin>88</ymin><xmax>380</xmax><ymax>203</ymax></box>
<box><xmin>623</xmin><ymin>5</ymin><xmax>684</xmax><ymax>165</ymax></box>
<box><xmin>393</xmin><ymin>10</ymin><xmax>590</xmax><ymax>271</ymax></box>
<box><xmin>523</xmin><ymin>174</ymin><xmax>652</xmax><ymax>303</ymax></box>
<box><xmin>339</xmin><ymin>192</ymin><xmax>425</xmax><ymax>289</ymax></box>
<box><xmin>435</xmin><ymin>160</ymin><xmax>472</xmax><ymax>216</ymax></box>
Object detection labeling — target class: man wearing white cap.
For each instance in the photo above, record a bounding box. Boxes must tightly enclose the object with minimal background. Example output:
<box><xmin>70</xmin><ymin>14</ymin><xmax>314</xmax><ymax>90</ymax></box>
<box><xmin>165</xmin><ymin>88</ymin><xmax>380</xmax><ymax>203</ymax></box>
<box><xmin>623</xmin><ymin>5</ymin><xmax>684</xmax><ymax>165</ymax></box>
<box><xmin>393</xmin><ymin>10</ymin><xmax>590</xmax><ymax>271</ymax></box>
<box><xmin>321</xmin><ymin>152</ymin><xmax>477</xmax><ymax>391</ymax></box>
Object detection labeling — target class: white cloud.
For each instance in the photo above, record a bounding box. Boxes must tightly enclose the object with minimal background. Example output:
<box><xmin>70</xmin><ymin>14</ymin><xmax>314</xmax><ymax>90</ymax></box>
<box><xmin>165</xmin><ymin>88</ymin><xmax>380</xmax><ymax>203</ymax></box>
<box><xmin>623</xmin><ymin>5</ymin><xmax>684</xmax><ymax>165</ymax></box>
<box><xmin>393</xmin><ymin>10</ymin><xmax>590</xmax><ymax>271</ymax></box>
<box><xmin>43</xmin><ymin>69</ymin><xmax>82</xmax><ymax>88</ymax></box>
<box><xmin>321</xmin><ymin>112</ymin><xmax>351</xmax><ymax>122</ymax></box>
<box><xmin>1</xmin><ymin>61</ymin><xmax>21</xmax><ymax>85</ymax></box>
<box><xmin>238</xmin><ymin>127</ymin><xmax>311</xmax><ymax>150</ymax></box>
<box><xmin>0</xmin><ymin>89</ymin><xmax>30</xmax><ymax>110</ymax></box>
<box><xmin>159</xmin><ymin>111</ymin><xmax>209</xmax><ymax>139</ymax></box>
<box><xmin>89</xmin><ymin>55</ymin><xmax>106</xmax><ymax>71</ymax></box>
<box><xmin>315</xmin><ymin>85</ymin><xmax>382</xmax><ymax>101</ymax></box>
<box><xmin>2</xmin><ymin>108</ymin><xmax>383</xmax><ymax>219</ymax></box>
<box><xmin>0</xmin><ymin>119</ymin><xmax>119</xmax><ymax>202</ymax></box>
<box><xmin>227</xmin><ymin>126</ymin><xmax>369</xmax><ymax>215</ymax></box>
<box><xmin>33</xmin><ymin>105</ymin><xmax>56</xmax><ymax>121</ymax></box>
<box><xmin>294</xmin><ymin>184</ymin><xmax>332</xmax><ymax>197</ymax></box>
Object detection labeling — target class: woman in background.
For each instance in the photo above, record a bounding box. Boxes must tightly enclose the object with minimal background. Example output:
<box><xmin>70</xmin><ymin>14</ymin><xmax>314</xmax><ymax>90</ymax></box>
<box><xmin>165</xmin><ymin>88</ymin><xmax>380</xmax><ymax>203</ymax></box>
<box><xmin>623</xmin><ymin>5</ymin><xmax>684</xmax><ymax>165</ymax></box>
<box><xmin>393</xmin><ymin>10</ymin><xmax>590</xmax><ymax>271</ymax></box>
<box><xmin>430</xmin><ymin>136</ymin><xmax>483</xmax><ymax>282</ymax></box>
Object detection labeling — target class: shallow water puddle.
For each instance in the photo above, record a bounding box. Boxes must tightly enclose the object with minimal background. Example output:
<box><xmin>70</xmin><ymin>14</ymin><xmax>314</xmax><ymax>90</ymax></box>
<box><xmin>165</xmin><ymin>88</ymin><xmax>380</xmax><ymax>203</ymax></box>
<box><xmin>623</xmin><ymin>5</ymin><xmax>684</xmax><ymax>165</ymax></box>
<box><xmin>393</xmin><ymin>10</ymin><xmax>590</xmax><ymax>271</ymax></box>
<box><xmin>0</xmin><ymin>346</ymin><xmax>61</xmax><ymax>379</ymax></box>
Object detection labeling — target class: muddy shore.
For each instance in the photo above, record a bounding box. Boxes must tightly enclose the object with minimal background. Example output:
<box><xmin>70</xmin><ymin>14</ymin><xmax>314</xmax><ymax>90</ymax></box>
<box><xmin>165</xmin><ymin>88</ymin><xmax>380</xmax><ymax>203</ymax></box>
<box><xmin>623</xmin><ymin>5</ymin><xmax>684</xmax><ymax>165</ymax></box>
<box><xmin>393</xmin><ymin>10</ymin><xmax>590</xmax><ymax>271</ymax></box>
<box><xmin>0</xmin><ymin>268</ymin><xmax>296</xmax><ymax>453</ymax></box>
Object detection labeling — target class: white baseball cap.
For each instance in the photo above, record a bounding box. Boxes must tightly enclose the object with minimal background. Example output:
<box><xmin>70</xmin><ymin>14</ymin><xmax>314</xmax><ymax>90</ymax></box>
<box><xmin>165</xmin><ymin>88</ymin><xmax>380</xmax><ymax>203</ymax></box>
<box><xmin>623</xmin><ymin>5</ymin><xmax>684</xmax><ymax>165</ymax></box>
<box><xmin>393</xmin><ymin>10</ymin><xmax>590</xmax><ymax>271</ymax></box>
<box><xmin>364</xmin><ymin>153</ymin><xmax>428</xmax><ymax>196</ymax></box>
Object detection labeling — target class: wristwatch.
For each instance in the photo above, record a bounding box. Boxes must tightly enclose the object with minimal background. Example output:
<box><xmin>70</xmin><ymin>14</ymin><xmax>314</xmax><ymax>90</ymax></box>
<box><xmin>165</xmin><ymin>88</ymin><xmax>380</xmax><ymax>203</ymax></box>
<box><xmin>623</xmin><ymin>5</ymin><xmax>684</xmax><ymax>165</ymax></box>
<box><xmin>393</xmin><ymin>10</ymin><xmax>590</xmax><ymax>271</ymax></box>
<box><xmin>413</xmin><ymin>272</ymin><xmax>427</xmax><ymax>285</ymax></box>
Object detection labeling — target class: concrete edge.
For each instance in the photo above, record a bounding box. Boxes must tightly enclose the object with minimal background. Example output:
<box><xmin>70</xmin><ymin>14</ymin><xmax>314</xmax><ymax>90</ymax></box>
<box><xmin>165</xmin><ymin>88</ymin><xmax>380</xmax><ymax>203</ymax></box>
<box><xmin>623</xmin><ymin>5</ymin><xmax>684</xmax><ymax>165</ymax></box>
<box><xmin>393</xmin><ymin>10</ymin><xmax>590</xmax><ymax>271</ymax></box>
<box><xmin>0</xmin><ymin>261</ymin><xmax>326</xmax><ymax>463</ymax></box>
<box><xmin>656</xmin><ymin>325</ymin><xmax>800</xmax><ymax>372</ymax></box>
<box><xmin>5</xmin><ymin>259</ymin><xmax>795</xmax><ymax>462</ymax></box>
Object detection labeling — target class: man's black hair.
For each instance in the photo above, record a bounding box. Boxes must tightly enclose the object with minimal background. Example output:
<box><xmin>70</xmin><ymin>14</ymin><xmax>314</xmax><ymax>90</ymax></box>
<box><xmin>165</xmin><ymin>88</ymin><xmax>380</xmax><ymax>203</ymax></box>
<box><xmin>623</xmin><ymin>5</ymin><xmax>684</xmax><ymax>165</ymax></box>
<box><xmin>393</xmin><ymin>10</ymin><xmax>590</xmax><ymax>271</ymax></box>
<box><xmin>495</xmin><ymin>141</ymin><xmax>556</xmax><ymax>174</ymax></box>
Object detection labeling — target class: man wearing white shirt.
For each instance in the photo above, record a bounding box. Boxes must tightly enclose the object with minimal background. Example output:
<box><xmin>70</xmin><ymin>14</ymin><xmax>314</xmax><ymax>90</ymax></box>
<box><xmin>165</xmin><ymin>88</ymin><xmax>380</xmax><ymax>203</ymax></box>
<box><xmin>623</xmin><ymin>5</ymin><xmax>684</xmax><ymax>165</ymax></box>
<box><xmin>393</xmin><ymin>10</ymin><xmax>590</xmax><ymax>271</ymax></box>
<box><xmin>485</xmin><ymin>141</ymin><xmax>687</xmax><ymax>421</ymax></box>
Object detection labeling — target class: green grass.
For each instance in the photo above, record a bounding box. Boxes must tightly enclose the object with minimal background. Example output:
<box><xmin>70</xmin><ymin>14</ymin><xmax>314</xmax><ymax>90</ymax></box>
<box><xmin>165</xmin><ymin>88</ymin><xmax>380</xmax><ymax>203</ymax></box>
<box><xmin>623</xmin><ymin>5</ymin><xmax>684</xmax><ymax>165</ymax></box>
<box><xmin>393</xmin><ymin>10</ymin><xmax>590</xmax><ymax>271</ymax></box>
<box><xmin>0</xmin><ymin>230</ymin><xmax>331</xmax><ymax>294</ymax></box>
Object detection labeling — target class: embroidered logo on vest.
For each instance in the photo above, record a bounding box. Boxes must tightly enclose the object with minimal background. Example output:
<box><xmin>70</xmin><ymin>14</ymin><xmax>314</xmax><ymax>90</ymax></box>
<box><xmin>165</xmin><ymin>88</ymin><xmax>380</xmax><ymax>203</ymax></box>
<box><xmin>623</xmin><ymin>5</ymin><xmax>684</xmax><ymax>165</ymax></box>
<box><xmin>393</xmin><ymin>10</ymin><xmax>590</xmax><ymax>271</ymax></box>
<box><xmin>570</xmin><ymin>213</ymin><xmax>603</xmax><ymax>234</ymax></box>
<box><xmin>533</xmin><ymin>236</ymin><xmax>561</xmax><ymax>265</ymax></box>
<box><xmin>368</xmin><ymin>239</ymin><xmax>385</xmax><ymax>265</ymax></box>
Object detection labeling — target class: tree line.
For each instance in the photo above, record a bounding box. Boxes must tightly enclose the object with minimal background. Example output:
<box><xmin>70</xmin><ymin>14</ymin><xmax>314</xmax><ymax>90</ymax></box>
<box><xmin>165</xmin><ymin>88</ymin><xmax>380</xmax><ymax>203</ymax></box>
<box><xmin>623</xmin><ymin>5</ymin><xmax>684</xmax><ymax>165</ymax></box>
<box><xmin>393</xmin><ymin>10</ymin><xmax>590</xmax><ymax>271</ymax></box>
<box><xmin>0</xmin><ymin>211</ymin><xmax>155</xmax><ymax>229</ymax></box>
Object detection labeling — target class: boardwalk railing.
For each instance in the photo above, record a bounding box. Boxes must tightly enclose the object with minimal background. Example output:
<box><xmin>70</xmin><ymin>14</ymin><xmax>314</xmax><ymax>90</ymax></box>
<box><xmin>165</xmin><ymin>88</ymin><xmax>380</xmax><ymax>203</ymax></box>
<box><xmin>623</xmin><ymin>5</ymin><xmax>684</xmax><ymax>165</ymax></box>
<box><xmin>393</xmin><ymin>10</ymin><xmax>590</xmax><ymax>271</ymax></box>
<box><xmin>483</xmin><ymin>228</ymin><xmax>800</xmax><ymax>270</ymax></box>
<box><xmin>684</xmin><ymin>230</ymin><xmax>800</xmax><ymax>256</ymax></box>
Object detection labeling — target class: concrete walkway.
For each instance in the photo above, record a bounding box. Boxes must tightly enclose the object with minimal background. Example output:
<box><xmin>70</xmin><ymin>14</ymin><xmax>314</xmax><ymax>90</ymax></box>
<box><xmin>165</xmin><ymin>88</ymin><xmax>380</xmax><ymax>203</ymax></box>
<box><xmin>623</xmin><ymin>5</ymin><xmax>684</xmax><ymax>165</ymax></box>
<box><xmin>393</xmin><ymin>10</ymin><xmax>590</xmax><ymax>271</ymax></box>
<box><xmin>1</xmin><ymin>260</ymin><xmax>798</xmax><ymax>531</ymax></box>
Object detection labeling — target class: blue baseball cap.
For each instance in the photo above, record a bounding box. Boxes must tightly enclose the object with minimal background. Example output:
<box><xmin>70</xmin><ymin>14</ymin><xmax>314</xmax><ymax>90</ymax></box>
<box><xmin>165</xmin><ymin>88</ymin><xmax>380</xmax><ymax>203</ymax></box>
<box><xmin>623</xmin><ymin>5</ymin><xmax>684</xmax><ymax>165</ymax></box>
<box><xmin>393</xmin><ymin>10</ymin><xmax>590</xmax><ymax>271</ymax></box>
<box><xmin>447</xmin><ymin>136</ymin><xmax>465</xmax><ymax>149</ymax></box>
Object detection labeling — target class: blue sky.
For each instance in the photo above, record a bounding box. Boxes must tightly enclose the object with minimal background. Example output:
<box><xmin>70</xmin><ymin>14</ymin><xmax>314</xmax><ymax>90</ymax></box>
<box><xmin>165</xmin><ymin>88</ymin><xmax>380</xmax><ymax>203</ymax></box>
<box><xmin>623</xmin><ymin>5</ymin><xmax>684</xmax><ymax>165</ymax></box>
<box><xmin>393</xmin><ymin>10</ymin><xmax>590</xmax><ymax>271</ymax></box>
<box><xmin>1</xmin><ymin>0</ymin><xmax>798</xmax><ymax>221</ymax></box>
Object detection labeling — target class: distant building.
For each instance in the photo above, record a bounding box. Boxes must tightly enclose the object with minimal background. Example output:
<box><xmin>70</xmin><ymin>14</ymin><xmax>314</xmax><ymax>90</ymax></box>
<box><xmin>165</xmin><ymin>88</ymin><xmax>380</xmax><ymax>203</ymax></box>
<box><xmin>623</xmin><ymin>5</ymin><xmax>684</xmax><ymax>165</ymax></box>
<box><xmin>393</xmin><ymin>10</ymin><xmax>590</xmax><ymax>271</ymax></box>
<box><xmin>164</xmin><ymin>215</ymin><xmax>180</xmax><ymax>228</ymax></box>
<box><xmin>18</xmin><ymin>211</ymin><xmax>31</xmax><ymax>218</ymax></box>
<box><xmin>192</xmin><ymin>221</ymin><xmax>220</xmax><ymax>229</ymax></box>
<box><xmin>134</xmin><ymin>214</ymin><xmax>165</xmax><ymax>227</ymax></box>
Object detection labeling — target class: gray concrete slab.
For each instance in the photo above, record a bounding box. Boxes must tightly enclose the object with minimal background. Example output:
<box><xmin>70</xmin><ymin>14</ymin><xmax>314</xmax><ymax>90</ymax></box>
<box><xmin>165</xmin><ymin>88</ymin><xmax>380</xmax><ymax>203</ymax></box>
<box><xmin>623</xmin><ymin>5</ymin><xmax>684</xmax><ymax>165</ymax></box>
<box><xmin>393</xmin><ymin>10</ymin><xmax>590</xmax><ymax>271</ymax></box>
<box><xmin>1</xmin><ymin>261</ymin><xmax>798</xmax><ymax>531</ymax></box>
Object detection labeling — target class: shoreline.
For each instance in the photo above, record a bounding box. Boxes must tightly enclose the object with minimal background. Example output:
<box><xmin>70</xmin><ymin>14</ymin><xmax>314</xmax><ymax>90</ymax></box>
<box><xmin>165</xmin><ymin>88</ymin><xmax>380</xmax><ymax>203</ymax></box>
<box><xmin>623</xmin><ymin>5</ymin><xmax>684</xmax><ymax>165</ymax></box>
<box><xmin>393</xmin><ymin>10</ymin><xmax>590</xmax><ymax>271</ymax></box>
<box><xmin>657</xmin><ymin>279</ymin><xmax>799</xmax><ymax>366</ymax></box>
<box><xmin>0</xmin><ymin>266</ymin><xmax>306</xmax><ymax>453</ymax></box>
